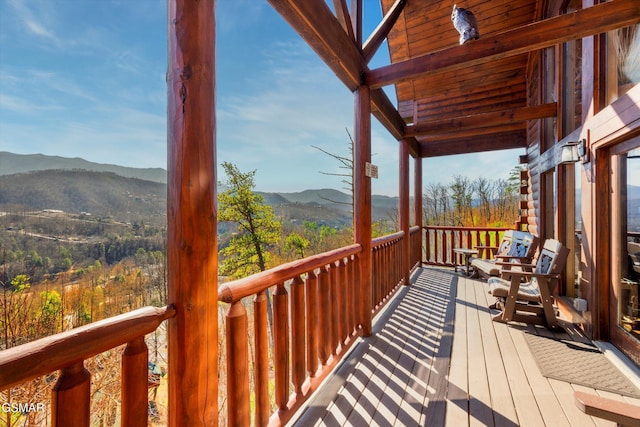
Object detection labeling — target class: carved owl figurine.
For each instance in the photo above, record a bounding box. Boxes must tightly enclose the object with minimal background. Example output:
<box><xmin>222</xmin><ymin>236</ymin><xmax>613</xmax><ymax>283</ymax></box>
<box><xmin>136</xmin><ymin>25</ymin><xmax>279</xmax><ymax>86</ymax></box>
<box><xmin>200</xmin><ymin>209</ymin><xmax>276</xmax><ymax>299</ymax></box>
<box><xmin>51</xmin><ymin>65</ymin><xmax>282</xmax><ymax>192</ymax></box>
<box><xmin>451</xmin><ymin>4</ymin><xmax>480</xmax><ymax>45</ymax></box>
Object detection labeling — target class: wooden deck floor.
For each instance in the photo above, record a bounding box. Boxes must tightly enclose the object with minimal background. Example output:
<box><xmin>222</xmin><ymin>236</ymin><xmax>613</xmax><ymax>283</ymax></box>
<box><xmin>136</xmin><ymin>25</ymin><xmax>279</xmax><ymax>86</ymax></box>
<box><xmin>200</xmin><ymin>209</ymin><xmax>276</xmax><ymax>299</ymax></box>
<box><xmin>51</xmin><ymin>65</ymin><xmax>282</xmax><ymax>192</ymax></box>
<box><xmin>291</xmin><ymin>267</ymin><xmax>640</xmax><ymax>426</ymax></box>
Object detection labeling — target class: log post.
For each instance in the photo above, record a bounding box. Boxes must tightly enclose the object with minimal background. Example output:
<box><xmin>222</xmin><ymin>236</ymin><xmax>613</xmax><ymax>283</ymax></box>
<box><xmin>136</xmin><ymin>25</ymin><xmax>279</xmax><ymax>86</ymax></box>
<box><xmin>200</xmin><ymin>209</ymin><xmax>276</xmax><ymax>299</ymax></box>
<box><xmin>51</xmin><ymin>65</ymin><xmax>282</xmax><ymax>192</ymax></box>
<box><xmin>122</xmin><ymin>336</ymin><xmax>149</xmax><ymax>427</ymax></box>
<box><xmin>273</xmin><ymin>283</ymin><xmax>290</xmax><ymax>410</ymax></box>
<box><xmin>226</xmin><ymin>301</ymin><xmax>250</xmax><ymax>426</ymax></box>
<box><xmin>354</xmin><ymin>84</ymin><xmax>373</xmax><ymax>336</ymax></box>
<box><xmin>400</xmin><ymin>139</ymin><xmax>410</xmax><ymax>285</ymax></box>
<box><xmin>254</xmin><ymin>291</ymin><xmax>270</xmax><ymax>426</ymax></box>
<box><xmin>290</xmin><ymin>276</ymin><xmax>306</xmax><ymax>395</ymax></box>
<box><xmin>167</xmin><ymin>0</ymin><xmax>218</xmax><ymax>425</ymax></box>
<box><xmin>52</xmin><ymin>362</ymin><xmax>90</xmax><ymax>427</ymax></box>
<box><xmin>317</xmin><ymin>266</ymin><xmax>331</xmax><ymax>365</ymax></box>
<box><xmin>414</xmin><ymin>156</ymin><xmax>423</xmax><ymax>267</ymax></box>
<box><xmin>306</xmin><ymin>271</ymin><xmax>319</xmax><ymax>376</ymax></box>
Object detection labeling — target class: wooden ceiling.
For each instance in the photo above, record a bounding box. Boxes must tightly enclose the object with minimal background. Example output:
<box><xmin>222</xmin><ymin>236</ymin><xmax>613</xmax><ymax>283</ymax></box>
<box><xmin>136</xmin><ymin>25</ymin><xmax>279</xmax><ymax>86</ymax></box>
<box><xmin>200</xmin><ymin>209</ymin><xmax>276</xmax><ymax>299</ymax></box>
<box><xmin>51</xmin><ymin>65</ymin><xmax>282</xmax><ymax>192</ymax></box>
<box><xmin>380</xmin><ymin>0</ymin><xmax>537</xmax><ymax>157</ymax></box>
<box><xmin>267</xmin><ymin>0</ymin><xmax>640</xmax><ymax>158</ymax></box>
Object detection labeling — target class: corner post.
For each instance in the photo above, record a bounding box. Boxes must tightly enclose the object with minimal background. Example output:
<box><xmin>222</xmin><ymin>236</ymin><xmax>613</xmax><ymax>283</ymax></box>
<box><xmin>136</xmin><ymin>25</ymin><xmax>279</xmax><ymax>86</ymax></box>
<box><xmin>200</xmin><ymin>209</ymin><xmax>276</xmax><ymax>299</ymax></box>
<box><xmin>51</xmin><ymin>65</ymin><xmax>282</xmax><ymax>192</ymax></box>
<box><xmin>354</xmin><ymin>84</ymin><xmax>372</xmax><ymax>336</ymax></box>
<box><xmin>399</xmin><ymin>139</ymin><xmax>410</xmax><ymax>285</ymax></box>
<box><xmin>167</xmin><ymin>0</ymin><xmax>218</xmax><ymax>424</ymax></box>
<box><xmin>414</xmin><ymin>156</ymin><xmax>423</xmax><ymax>267</ymax></box>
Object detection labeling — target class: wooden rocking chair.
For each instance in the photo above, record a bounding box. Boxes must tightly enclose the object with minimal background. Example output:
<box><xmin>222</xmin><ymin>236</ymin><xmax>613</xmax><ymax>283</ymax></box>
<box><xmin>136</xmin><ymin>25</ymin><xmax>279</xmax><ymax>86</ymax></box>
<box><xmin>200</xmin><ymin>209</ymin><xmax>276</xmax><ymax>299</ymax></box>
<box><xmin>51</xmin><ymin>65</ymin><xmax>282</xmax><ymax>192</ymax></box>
<box><xmin>488</xmin><ymin>238</ymin><xmax>570</xmax><ymax>329</ymax></box>
<box><xmin>471</xmin><ymin>230</ymin><xmax>539</xmax><ymax>279</ymax></box>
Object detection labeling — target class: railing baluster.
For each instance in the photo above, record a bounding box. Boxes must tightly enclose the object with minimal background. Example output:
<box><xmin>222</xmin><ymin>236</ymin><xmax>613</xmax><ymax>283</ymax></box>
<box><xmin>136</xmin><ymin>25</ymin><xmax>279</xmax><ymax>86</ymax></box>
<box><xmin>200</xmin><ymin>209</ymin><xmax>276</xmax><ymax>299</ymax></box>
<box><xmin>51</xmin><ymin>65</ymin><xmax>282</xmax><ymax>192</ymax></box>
<box><xmin>291</xmin><ymin>276</ymin><xmax>306</xmax><ymax>395</ymax></box>
<box><xmin>330</xmin><ymin>263</ymin><xmax>339</xmax><ymax>356</ymax></box>
<box><xmin>339</xmin><ymin>259</ymin><xmax>348</xmax><ymax>344</ymax></box>
<box><xmin>317</xmin><ymin>266</ymin><xmax>330</xmax><ymax>365</ymax></box>
<box><xmin>226</xmin><ymin>301</ymin><xmax>250</xmax><ymax>426</ymax></box>
<box><xmin>52</xmin><ymin>361</ymin><xmax>91</xmax><ymax>427</ymax></box>
<box><xmin>273</xmin><ymin>282</ymin><xmax>290</xmax><ymax>410</ymax></box>
<box><xmin>306</xmin><ymin>271</ymin><xmax>319</xmax><ymax>376</ymax></box>
<box><xmin>254</xmin><ymin>291</ymin><xmax>270</xmax><ymax>426</ymax></box>
<box><xmin>344</xmin><ymin>258</ymin><xmax>354</xmax><ymax>338</ymax></box>
<box><xmin>122</xmin><ymin>336</ymin><xmax>149</xmax><ymax>427</ymax></box>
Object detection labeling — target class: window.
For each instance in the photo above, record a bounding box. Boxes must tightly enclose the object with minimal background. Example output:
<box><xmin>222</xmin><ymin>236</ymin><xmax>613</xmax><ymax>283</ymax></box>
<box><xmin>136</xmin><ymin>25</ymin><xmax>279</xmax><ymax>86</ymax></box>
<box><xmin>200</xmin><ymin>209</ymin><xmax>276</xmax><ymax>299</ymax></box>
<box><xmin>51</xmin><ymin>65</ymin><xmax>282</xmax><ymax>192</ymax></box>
<box><xmin>607</xmin><ymin>24</ymin><xmax>640</xmax><ymax>103</ymax></box>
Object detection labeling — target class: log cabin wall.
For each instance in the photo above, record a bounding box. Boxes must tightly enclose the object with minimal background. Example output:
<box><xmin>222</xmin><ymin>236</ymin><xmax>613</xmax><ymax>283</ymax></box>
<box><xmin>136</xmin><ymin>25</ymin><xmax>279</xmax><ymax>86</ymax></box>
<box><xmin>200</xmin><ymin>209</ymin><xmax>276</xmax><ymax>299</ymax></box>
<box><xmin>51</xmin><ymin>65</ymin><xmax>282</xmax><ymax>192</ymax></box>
<box><xmin>525</xmin><ymin>50</ymin><xmax>541</xmax><ymax>237</ymax></box>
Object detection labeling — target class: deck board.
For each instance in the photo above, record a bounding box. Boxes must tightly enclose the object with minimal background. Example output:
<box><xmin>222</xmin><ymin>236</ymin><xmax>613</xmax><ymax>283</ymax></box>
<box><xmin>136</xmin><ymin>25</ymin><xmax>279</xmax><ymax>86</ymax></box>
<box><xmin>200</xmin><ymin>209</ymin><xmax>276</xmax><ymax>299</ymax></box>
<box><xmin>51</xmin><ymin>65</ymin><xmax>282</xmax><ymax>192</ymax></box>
<box><xmin>291</xmin><ymin>268</ymin><xmax>640</xmax><ymax>426</ymax></box>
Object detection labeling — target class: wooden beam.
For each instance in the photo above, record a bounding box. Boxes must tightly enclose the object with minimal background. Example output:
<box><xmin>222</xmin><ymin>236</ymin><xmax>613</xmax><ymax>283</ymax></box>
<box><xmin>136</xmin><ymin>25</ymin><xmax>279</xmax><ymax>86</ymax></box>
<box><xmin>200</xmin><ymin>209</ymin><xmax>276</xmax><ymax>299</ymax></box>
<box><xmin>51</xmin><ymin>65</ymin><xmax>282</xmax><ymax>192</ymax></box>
<box><xmin>332</xmin><ymin>0</ymin><xmax>355</xmax><ymax>43</ymax></box>
<box><xmin>267</xmin><ymin>0</ymin><xmax>417</xmax><ymax>158</ymax></box>
<box><xmin>268</xmin><ymin>0</ymin><xmax>365</xmax><ymax>90</ymax></box>
<box><xmin>419</xmin><ymin>130</ymin><xmax>527</xmax><ymax>157</ymax></box>
<box><xmin>407</xmin><ymin>103</ymin><xmax>556</xmax><ymax>137</ymax></box>
<box><xmin>417</xmin><ymin>122</ymin><xmax>527</xmax><ymax>142</ymax></box>
<box><xmin>167</xmin><ymin>0</ymin><xmax>218</xmax><ymax>425</ymax></box>
<box><xmin>362</xmin><ymin>0</ymin><xmax>406</xmax><ymax>63</ymax></box>
<box><xmin>351</xmin><ymin>0</ymin><xmax>363</xmax><ymax>46</ymax></box>
<box><xmin>367</xmin><ymin>0</ymin><xmax>640</xmax><ymax>88</ymax></box>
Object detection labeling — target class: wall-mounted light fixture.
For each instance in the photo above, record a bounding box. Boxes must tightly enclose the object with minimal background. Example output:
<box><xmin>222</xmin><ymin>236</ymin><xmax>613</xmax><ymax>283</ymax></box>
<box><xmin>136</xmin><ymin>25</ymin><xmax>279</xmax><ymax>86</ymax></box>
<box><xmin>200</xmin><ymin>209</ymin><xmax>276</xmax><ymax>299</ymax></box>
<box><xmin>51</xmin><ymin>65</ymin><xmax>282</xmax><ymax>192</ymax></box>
<box><xmin>559</xmin><ymin>139</ymin><xmax>588</xmax><ymax>164</ymax></box>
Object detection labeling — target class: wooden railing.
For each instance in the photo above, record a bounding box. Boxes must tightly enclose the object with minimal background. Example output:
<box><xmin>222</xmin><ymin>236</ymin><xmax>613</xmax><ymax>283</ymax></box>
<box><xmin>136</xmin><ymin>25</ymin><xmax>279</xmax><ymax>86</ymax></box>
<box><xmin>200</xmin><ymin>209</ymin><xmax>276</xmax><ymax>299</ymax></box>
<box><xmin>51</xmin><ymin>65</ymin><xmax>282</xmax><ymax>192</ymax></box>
<box><xmin>372</xmin><ymin>231</ymin><xmax>404</xmax><ymax>312</ymax></box>
<box><xmin>219</xmin><ymin>230</ymin><xmax>418</xmax><ymax>426</ymax></box>
<box><xmin>0</xmin><ymin>305</ymin><xmax>175</xmax><ymax>426</ymax></box>
<box><xmin>218</xmin><ymin>243</ymin><xmax>363</xmax><ymax>426</ymax></box>
<box><xmin>424</xmin><ymin>226</ymin><xmax>511</xmax><ymax>266</ymax></box>
<box><xmin>410</xmin><ymin>225</ymin><xmax>422</xmax><ymax>270</ymax></box>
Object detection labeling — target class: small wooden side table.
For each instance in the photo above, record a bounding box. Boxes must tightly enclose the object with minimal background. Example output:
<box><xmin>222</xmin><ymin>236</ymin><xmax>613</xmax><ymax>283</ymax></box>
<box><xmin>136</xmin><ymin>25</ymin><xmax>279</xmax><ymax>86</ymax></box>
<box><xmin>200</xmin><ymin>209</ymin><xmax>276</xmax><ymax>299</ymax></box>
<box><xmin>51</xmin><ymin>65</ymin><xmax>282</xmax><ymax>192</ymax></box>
<box><xmin>453</xmin><ymin>248</ymin><xmax>479</xmax><ymax>276</ymax></box>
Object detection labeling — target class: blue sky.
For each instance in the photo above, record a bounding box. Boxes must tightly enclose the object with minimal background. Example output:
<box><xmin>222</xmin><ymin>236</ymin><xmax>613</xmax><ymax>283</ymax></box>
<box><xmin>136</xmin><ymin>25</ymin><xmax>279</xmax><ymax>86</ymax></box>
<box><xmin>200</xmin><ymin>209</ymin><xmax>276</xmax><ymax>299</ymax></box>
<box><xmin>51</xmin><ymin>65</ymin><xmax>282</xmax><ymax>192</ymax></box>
<box><xmin>0</xmin><ymin>0</ymin><xmax>523</xmax><ymax>196</ymax></box>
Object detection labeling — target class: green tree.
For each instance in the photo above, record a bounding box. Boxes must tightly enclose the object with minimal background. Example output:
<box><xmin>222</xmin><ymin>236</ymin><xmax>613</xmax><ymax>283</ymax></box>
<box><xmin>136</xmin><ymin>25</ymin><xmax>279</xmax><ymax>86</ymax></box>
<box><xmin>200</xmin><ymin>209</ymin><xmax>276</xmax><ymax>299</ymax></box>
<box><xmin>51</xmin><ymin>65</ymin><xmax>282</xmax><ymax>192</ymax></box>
<box><xmin>218</xmin><ymin>162</ymin><xmax>282</xmax><ymax>278</ymax></box>
<box><xmin>38</xmin><ymin>290</ymin><xmax>62</xmax><ymax>335</ymax></box>
<box><xmin>284</xmin><ymin>232</ymin><xmax>309</xmax><ymax>259</ymax></box>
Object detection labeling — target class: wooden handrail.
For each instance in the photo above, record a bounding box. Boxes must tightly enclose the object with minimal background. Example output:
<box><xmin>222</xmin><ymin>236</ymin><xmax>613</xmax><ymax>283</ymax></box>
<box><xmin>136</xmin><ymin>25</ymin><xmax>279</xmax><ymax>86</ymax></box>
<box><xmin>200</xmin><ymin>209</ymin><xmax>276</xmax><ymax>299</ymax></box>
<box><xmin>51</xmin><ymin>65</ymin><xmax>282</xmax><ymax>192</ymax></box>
<box><xmin>372</xmin><ymin>230</ymin><xmax>404</xmax><ymax>246</ymax></box>
<box><xmin>218</xmin><ymin>243</ymin><xmax>362</xmax><ymax>303</ymax></box>
<box><xmin>0</xmin><ymin>305</ymin><xmax>175</xmax><ymax>391</ymax></box>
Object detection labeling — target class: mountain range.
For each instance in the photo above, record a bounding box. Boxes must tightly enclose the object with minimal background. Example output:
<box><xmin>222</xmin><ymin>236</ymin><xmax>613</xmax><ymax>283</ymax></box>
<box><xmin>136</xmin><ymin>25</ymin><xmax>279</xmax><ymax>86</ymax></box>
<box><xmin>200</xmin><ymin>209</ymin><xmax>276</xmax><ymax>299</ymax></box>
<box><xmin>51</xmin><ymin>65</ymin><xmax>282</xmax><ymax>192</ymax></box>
<box><xmin>0</xmin><ymin>152</ymin><xmax>399</xmax><ymax>227</ymax></box>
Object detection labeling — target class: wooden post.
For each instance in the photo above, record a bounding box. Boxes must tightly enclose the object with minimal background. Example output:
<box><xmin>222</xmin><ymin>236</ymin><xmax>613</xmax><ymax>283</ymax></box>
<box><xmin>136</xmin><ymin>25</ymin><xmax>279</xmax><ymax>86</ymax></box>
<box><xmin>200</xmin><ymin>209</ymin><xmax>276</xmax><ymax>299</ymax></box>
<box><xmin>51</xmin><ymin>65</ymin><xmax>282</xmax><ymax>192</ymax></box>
<box><xmin>122</xmin><ymin>336</ymin><xmax>149</xmax><ymax>427</ymax></box>
<box><xmin>414</xmin><ymin>156</ymin><xmax>423</xmax><ymax>266</ymax></box>
<box><xmin>226</xmin><ymin>302</ymin><xmax>250</xmax><ymax>426</ymax></box>
<box><xmin>52</xmin><ymin>362</ymin><xmax>90</xmax><ymax>427</ymax></box>
<box><xmin>400</xmin><ymin>139</ymin><xmax>411</xmax><ymax>285</ymax></box>
<box><xmin>354</xmin><ymin>84</ymin><xmax>373</xmax><ymax>336</ymax></box>
<box><xmin>273</xmin><ymin>283</ymin><xmax>290</xmax><ymax>410</ymax></box>
<box><xmin>254</xmin><ymin>291</ymin><xmax>270</xmax><ymax>426</ymax></box>
<box><xmin>305</xmin><ymin>271</ymin><xmax>319</xmax><ymax>376</ymax></box>
<box><xmin>291</xmin><ymin>276</ymin><xmax>306</xmax><ymax>394</ymax></box>
<box><xmin>167</xmin><ymin>0</ymin><xmax>217</xmax><ymax>425</ymax></box>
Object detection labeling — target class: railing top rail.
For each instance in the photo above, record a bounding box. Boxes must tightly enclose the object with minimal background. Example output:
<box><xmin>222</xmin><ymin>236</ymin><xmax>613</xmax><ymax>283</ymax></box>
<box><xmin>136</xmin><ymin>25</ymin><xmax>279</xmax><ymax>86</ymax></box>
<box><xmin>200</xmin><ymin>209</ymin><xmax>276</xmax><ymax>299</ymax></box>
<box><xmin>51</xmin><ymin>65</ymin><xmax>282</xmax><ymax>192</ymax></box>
<box><xmin>410</xmin><ymin>225</ymin><xmax>420</xmax><ymax>233</ymax></box>
<box><xmin>424</xmin><ymin>226</ymin><xmax>513</xmax><ymax>231</ymax></box>
<box><xmin>372</xmin><ymin>230</ymin><xmax>405</xmax><ymax>247</ymax></box>
<box><xmin>0</xmin><ymin>305</ymin><xmax>175</xmax><ymax>391</ymax></box>
<box><xmin>218</xmin><ymin>243</ymin><xmax>362</xmax><ymax>303</ymax></box>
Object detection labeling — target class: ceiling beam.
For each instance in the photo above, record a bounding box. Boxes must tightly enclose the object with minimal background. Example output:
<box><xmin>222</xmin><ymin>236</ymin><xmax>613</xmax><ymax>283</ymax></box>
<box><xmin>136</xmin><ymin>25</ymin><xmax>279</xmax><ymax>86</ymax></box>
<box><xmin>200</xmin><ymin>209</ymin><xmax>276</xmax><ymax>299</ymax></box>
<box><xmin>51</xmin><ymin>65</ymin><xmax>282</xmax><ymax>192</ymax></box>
<box><xmin>362</xmin><ymin>0</ymin><xmax>406</xmax><ymax>63</ymax></box>
<box><xmin>268</xmin><ymin>0</ymin><xmax>418</xmax><ymax>156</ymax></box>
<box><xmin>367</xmin><ymin>0</ymin><xmax>640</xmax><ymax>88</ymax></box>
<box><xmin>417</xmin><ymin>122</ymin><xmax>527</xmax><ymax>142</ymax></box>
<box><xmin>267</xmin><ymin>0</ymin><xmax>365</xmax><ymax>91</ymax></box>
<box><xmin>332</xmin><ymin>0</ymin><xmax>356</xmax><ymax>43</ymax></box>
<box><xmin>419</xmin><ymin>131</ymin><xmax>527</xmax><ymax>157</ymax></box>
<box><xmin>407</xmin><ymin>102</ymin><xmax>556</xmax><ymax>137</ymax></box>
<box><xmin>370</xmin><ymin>89</ymin><xmax>420</xmax><ymax>157</ymax></box>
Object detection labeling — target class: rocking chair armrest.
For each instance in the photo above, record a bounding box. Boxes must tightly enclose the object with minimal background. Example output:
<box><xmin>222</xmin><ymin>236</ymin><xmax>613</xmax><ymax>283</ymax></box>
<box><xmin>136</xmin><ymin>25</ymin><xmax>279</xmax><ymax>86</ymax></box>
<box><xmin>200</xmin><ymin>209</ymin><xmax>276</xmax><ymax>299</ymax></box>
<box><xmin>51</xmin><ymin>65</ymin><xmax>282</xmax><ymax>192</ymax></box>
<box><xmin>495</xmin><ymin>255</ymin><xmax>530</xmax><ymax>261</ymax></box>
<box><xmin>474</xmin><ymin>245</ymin><xmax>498</xmax><ymax>250</ymax></box>
<box><xmin>495</xmin><ymin>261</ymin><xmax>535</xmax><ymax>269</ymax></box>
<box><xmin>574</xmin><ymin>391</ymin><xmax>640</xmax><ymax>426</ymax></box>
<box><xmin>530</xmin><ymin>272</ymin><xmax>561</xmax><ymax>280</ymax></box>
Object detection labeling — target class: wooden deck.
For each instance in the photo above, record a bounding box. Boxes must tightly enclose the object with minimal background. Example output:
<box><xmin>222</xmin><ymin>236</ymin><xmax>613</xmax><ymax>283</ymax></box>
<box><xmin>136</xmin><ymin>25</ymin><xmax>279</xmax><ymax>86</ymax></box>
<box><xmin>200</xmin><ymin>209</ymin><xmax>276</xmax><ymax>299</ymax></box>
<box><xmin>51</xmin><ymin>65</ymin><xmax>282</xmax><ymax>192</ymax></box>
<box><xmin>291</xmin><ymin>268</ymin><xmax>640</xmax><ymax>426</ymax></box>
